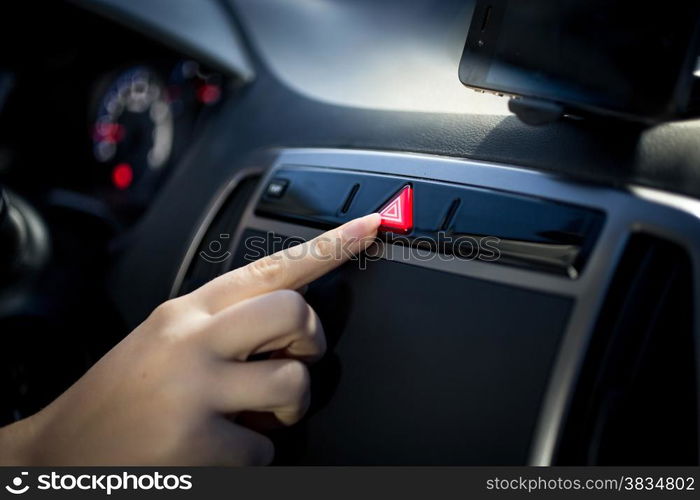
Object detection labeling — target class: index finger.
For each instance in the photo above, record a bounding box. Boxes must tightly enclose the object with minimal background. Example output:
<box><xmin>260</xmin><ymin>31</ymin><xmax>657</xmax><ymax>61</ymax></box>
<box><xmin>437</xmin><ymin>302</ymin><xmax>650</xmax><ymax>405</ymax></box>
<box><xmin>190</xmin><ymin>213</ymin><xmax>381</xmax><ymax>313</ymax></box>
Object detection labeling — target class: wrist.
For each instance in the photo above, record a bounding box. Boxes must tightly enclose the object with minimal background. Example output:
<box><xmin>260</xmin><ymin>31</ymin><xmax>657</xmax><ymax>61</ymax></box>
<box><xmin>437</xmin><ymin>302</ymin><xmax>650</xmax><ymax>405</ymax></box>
<box><xmin>0</xmin><ymin>415</ymin><xmax>41</xmax><ymax>465</ymax></box>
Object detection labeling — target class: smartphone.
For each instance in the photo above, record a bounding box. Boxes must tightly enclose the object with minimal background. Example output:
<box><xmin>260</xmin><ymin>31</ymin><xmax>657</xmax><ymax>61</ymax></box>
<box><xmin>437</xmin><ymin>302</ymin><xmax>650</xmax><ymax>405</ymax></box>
<box><xmin>459</xmin><ymin>0</ymin><xmax>700</xmax><ymax>123</ymax></box>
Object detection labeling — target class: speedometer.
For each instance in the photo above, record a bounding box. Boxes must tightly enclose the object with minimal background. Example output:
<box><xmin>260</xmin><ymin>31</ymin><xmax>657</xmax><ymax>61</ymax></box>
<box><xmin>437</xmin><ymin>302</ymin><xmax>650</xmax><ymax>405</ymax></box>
<box><xmin>91</xmin><ymin>66</ymin><xmax>173</xmax><ymax>191</ymax></box>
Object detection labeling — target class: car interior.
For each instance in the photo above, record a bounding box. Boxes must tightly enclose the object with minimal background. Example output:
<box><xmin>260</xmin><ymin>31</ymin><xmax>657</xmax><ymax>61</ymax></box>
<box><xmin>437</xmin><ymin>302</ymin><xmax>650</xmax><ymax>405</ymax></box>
<box><xmin>0</xmin><ymin>0</ymin><xmax>698</xmax><ymax>465</ymax></box>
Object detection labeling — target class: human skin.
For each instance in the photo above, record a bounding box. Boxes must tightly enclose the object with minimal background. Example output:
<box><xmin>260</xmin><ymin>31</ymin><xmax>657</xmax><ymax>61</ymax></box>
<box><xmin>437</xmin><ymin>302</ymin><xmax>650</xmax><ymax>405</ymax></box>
<box><xmin>0</xmin><ymin>213</ymin><xmax>381</xmax><ymax>465</ymax></box>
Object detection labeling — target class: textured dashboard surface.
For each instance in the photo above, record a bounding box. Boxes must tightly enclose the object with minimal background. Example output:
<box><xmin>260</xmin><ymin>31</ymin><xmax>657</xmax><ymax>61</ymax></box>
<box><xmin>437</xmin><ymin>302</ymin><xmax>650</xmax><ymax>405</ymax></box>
<box><xmin>230</xmin><ymin>0</ymin><xmax>507</xmax><ymax>115</ymax></box>
<box><xmin>230</xmin><ymin>0</ymin><xmax>700</xmax><ymax>196</ymax></box>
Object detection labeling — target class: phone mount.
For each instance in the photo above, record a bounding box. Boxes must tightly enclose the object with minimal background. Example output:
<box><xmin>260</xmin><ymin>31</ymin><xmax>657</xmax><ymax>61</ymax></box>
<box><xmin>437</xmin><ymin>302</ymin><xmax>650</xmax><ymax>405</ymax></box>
<box><xmin>508</xmin><ymin>97</ymin><xmax>566</xmax><ymax>126</ymax></box>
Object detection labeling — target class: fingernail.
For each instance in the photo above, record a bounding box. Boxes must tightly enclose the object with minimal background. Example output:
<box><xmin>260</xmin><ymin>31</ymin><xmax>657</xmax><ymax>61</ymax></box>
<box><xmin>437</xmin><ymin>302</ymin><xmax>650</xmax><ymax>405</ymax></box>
<box><xmin>341</xmin><ymin>213</ymin><xmax>381</xmax><ymax>241</ymax></box>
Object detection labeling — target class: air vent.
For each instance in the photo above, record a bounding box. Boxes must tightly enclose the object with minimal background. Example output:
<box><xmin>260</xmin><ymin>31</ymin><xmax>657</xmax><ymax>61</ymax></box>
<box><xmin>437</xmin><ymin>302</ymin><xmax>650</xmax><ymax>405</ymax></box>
<box><xmin>177</xmin><ymin>175</ymin><xmax>260</xmax><ymax>295</ymax></box>
<box><xmin>557</xmin><ymin>233</ymin><xmax>697</xmax><ymax>465</ymax></box>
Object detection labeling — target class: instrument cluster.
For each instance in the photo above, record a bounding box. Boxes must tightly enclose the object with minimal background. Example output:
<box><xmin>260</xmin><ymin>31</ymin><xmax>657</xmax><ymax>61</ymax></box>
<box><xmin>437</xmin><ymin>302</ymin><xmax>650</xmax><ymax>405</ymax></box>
<box><xmin>89</xmin><ymin>60</ymin><xmax>224</xmax><ymax>210</ymax></box>
<box><xmin>0</xmin><ymin>1</ymin><xmax>231</xmax><ymax>226</ymax></box>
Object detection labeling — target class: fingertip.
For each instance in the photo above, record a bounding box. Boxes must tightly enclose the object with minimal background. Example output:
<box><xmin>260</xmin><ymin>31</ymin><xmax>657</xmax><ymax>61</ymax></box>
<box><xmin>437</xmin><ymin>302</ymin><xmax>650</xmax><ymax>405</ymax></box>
<box><xmin>341</xmin><ymin>213</ymin><xmax>381</xmax><ymax>241</ymax></box>
<box><xmin>366</xmin><ymin>212</ymin><xmax>382</xmax><ymax>231</ymax></box>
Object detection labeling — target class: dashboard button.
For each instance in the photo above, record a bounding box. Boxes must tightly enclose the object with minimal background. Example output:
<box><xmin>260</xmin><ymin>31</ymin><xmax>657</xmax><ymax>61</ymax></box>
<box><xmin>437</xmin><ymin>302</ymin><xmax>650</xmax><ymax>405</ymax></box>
<box><xmin>379</xmin><ymin>185</ymin><xmax>413</xmax><ymax>234</ymax></box>
<box><xmin>265</xmin><ymin>178</ymin><xmax>289</xmax><ymax>198</ymax></box>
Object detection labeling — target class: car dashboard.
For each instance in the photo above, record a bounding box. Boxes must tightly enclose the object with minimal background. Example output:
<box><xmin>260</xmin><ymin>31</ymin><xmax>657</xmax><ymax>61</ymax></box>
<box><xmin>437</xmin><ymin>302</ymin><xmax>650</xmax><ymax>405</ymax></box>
<box><xmin>0</xmin><ymin>0</ymin><xmax>698</xmax><ymax>466</ymax></box>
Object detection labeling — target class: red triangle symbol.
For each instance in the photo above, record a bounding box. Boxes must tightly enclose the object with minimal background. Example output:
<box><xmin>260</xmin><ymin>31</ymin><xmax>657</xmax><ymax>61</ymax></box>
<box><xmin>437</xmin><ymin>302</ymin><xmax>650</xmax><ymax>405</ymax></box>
<box><xmin>378</xmin><ymin>185</ymin><xmax>413</xmax><ymax>234</ymax></box>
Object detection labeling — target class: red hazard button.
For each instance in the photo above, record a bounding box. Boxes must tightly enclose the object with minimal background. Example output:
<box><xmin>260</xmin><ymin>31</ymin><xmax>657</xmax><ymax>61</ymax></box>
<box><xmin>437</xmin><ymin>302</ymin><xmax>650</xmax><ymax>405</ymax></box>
<box><xmin>378</xmin><ymin>185</ymin><xmax>413</xmax><ymax>234</ymax></box>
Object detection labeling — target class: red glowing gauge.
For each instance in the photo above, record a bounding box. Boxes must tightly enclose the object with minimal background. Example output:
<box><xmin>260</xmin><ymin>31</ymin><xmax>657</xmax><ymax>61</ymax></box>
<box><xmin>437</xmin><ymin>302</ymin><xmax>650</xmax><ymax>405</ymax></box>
<box><xmin>196</xmin><ymin>84</ymin><xmax>221</xmax><ymax>105</ymax></box>
<box><xmin>92</xmin><ymin>66</ymin><xmax>174</xmax><ymax>194</ymax></box>
<box><xmin>111</xmin><ymin>163</ymin><xmax>134</xmax><ymax>190</ymax></box>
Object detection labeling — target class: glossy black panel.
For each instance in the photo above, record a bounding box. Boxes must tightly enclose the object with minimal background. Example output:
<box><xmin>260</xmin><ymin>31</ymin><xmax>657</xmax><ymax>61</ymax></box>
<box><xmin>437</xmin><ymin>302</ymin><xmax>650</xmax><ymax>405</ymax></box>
<box><xmin>257</xmin><ymin>167</ymin><xmax>406</xmax><ymax>227</ymax></box>
<box><xmin>256</xmin><ymin>166</ymin><xmax>604</xmax><ymax>276</ymax></box>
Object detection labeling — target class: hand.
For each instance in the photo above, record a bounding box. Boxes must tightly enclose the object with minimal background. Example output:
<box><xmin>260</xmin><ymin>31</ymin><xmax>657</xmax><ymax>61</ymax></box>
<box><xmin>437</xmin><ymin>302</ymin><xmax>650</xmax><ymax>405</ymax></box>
<box><xmin>0</xmin><ymin>213</ymin><xmax>381</xmax><ymax>465</ymax></box>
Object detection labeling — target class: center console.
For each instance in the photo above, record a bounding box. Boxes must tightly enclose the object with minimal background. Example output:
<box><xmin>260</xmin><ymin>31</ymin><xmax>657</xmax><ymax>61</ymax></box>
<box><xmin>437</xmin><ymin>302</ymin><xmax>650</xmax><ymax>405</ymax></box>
<box><xmin>172</xmin><ymin>149</ymin><xmax>699</xmax><ymax>465</ymax></box>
